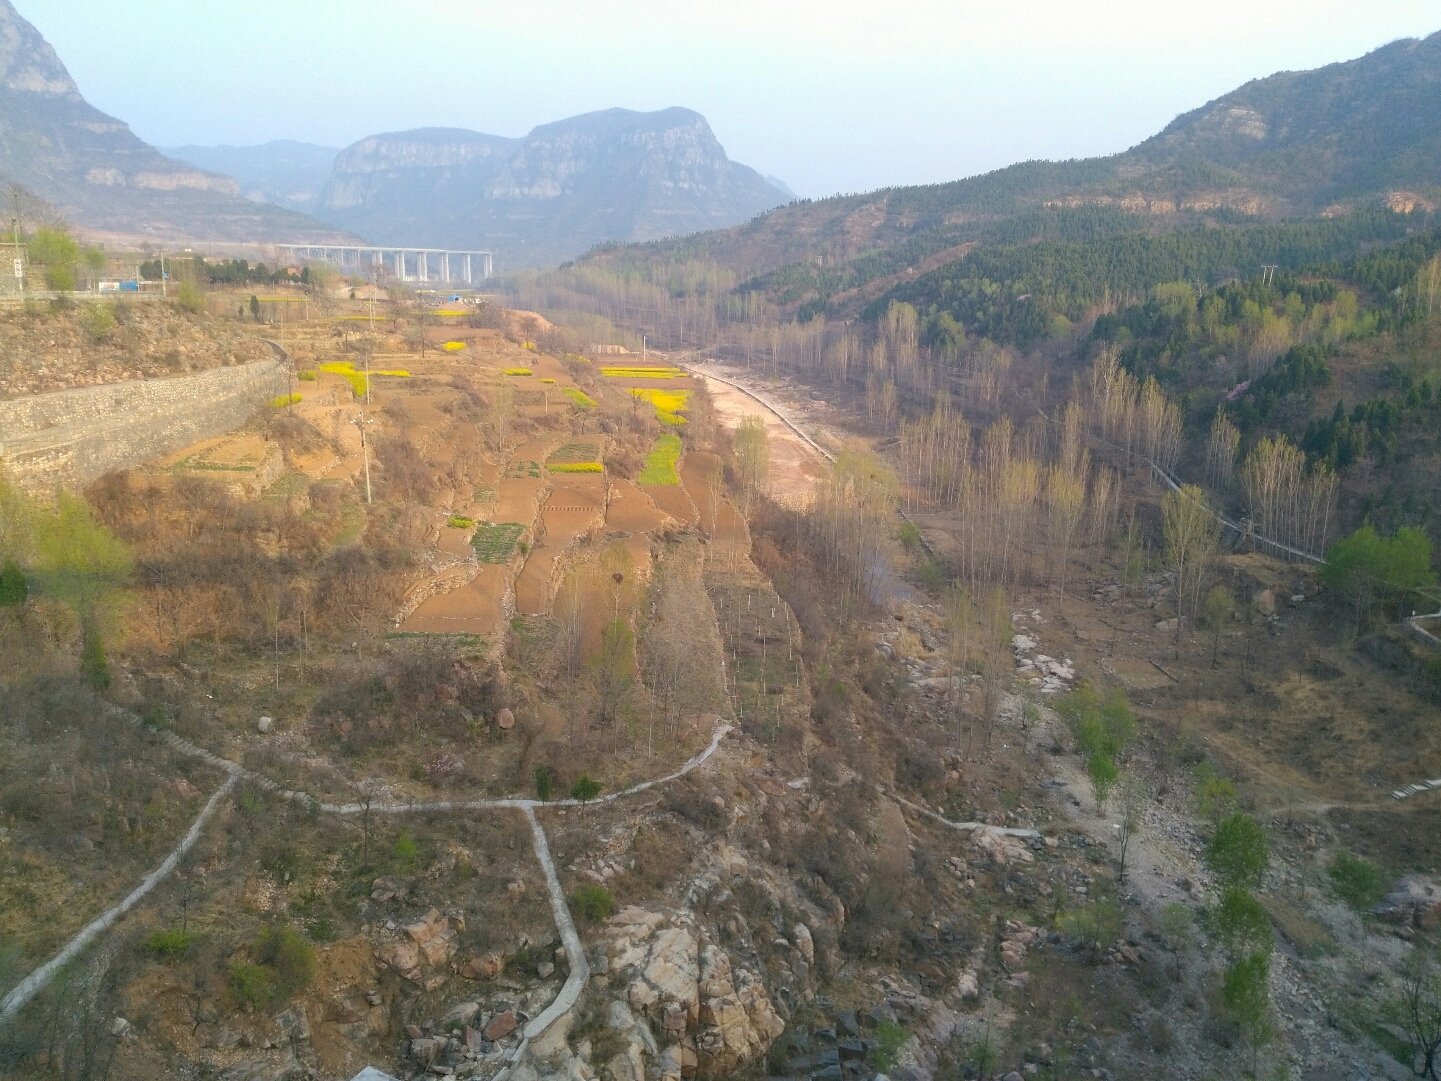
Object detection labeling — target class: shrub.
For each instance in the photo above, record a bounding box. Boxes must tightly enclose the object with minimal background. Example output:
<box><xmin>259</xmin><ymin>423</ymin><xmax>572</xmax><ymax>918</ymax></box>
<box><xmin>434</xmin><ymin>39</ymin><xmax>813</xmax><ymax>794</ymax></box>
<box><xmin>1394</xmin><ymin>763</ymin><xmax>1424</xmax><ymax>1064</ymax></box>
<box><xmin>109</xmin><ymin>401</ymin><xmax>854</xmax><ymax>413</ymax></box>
<box><xmin>81</xmin><ymin>623</ymin><xmax>111</xmax><ymax>691</ymax></box>
<box><xmin>296</xmin><ymin>369</ymin><xmax>318</xmax><ymax>381</ymax></box>
<box><xmin>1194</xmin><ymin>763</ymin><xmax>1238</xmax><ymax>822</ymax></box>
<box><xmin>547</xmin><ymin>461</ymin><xmax>604</xmax><ymax>473</ymax></box>
<box><xmin>1207</xmin><ymin>812</ymin><xmax>1268</xmax><ymax>889</ymax></box>
<box><xmin>503</xmin><ymin>367</ymin><xmax>533</xmax><ymax>377</ymax></box>
<box><xmin>1327</xmin><ymin>851</ymin><xmax>1385</xmax><ymax>914</ymax></box>
<box><xmin>82</xmin><ymin>303</ymin><xmax>116</xmax><ymax>343</ymax></box>
<box><xmin>534</xmin><ymin>765</ymin><xmax>556</xmax><ymax>802</ymax></box>
<box><xmin>0</xmin><ymin>560</ymin><xmax>26</xmax><ymax>607</ymax></box>
<box><xmin>227</xmin><ymin>962</ymin><xmax>276</xmax><ymax>1009</ymax></box>
<box><xmin>393</xmin><ymin>832</ymin><xmax>419</xmax><ymax>871</ymax></box>
<box><xmin>175</xmin><ymin>280</ymin><xmax>205</xmax><ymax>314</ymax></box>
<box><xmin>257</xmin><ymin>923</ymin><xmax>316</xmax><ymax>997</ymax></box>
<box><xmin>569</xmin><ymin>884</ymin><xmax>615</xmax><ymax>923</ymax></box>
<box><xmin>1063</xmin><ymin>897</ymin><xmax>1123</xmax><ymax>957</ymax></box>
<box><xmin>147</xmin><ymin>928</ymin><xmax>199</xmax><ymax>960</ymax></box>
<box><xmin>442</xmin><ymin>340</ymin><xmax>467</xmax><ymax>352</ymax></box>
<box><xmin>270</xmin><ymin>393</ymin><xmax>302</xmax><ymax>408</ymax></box>
<box><xmin>447</xmin><ymin>515</ymin><xmax>475</xmax><ymax>529</ymax></box>
<box><xmin>570</xmin><ymin>774</ymin><xmax>603</xmax><ymax>803</ymax></box>
<box><xmin>868</xmin><ymin>1020</ymin><xmax>908</xmax><ymax>1071</ymax></box>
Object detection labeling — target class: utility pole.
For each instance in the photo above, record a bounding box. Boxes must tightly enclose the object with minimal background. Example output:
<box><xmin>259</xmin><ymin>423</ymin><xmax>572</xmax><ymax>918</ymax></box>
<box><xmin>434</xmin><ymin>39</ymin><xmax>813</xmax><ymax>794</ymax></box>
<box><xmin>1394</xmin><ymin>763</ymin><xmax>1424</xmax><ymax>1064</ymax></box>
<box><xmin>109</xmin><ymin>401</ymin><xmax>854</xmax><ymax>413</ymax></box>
<box><xmin>10</xmin><ymin>217</ymin><xmax>21</xmax><ymax>299</ymax></box>
<box><xmin>357</xmin><ymin>411</ymin><xmax>373</xmax><ymax>505</ymax></box>
<box><xmin>11</xmin><ymin>186</ymin><xmax>24</xmax><ymax>299</ymax></box>
<box><xmin>359</xmin><ymin>331</ymin><xmax>373</xmax><ymax>504</ymax></box>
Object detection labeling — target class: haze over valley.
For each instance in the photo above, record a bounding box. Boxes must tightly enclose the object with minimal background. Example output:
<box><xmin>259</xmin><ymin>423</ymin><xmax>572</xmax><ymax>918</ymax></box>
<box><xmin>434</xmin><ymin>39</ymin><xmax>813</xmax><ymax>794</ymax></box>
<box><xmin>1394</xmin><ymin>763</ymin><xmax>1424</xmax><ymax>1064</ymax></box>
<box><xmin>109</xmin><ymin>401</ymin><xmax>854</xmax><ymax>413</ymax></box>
<box><xmin>3</xmin><ymin>4</ymin><xmax>1441</xmax><ymax>1081</ymax></box>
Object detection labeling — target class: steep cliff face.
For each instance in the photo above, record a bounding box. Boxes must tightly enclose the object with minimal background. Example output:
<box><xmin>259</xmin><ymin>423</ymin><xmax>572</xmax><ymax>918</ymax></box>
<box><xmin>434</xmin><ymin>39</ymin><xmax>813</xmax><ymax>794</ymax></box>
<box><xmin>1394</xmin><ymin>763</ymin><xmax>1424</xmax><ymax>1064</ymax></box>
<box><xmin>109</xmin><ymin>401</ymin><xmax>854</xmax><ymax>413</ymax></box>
<box><xmin>0</xmin><ymin>0</ymin><xmax>351</xmax><ymax>243</ymax></box>
<box><xmin>159</xmin><ymin>141</ymin><xmax>341</xmax><ymax>214</ymax></box>
<box><xmin>317</xmin><ymin>108</ymin><xmax>790</xmax><ymax>267</ymax></box>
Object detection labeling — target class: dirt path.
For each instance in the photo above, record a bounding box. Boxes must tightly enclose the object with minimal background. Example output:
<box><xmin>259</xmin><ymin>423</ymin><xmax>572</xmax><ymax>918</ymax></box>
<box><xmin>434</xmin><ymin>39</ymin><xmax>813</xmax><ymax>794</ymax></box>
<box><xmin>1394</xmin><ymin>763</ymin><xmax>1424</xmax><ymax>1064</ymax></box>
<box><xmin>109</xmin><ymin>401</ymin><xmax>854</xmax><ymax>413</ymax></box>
<box><xmin>0</xmin><ymin>702</ymin><xmax>732</xmax><ymax>1048</ymax></box>
<box><xmin>0</xmin><ymin>775</ymin><xmax>239</xmax><ymax>1024</ymax></box>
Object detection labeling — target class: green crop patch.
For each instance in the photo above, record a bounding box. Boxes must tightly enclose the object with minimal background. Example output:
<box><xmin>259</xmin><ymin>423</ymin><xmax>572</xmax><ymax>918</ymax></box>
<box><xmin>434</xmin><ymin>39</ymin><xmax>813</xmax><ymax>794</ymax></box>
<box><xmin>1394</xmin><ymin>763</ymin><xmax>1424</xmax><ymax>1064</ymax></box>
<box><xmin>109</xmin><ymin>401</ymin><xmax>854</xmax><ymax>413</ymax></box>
<box><xmin>547</xmin><ymin>442</ymin><xmax>602</xmax><ymax>465</ymax></box>
<box><xmin>470</xmin><ymin>523</ymin><xmax>526</xmax><ymax>563</ymax></box>
<box><xmin>639</xmin><ymin>433</ymin><xmax>683</xmax><ymax>486</ymax></box>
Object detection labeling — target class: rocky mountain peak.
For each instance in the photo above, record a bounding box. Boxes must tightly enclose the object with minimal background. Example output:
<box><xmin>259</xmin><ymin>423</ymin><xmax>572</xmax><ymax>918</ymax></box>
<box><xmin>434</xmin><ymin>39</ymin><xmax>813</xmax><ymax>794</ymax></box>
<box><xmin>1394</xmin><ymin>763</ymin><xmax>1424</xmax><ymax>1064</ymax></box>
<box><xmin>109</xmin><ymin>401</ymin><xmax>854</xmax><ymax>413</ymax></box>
<box><xmin>0</xmin><ymin>0</ymin><xmax>79</xmax><ymax>98</ymax></box>
<box><xmin>0</xmin><ymin>0</ymin><xmax>351</xmax><ymax>243</ymax></box>
<box><xmin>317</xmin><ymin>107</ymin><xmax>788</xmax><ymax>266</ymax></box>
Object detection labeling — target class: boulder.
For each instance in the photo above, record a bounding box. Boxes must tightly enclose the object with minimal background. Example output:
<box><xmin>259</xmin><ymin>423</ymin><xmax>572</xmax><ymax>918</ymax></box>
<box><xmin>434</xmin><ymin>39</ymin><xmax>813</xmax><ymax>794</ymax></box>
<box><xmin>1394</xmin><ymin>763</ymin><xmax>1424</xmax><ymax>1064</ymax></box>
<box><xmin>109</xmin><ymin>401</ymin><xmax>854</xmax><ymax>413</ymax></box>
<box><xmin>379</xmin><ymin>940</ymin><xmax>423</xmax><ymax>982</ymax></box>
<box><xmin>793</xmin><ymin>923</ymin><xmax>815</xmax><ymax>965</ymax></box>
<box><xmin>956</xmin><ymin>969</ymin><xmax>980</xmax><ymax>1000</ymax></box>
<box><xmin>972</xmin><ymin>827</ymin><xmax>1034</xmax><ymax>865</ymax></box>
<box><xmin>218</xmin><ymin>1060</ymin><xmax>306</xmax><ymax>1081</ymax></box>
<box><xmin>1374</xmin><ymin>876</ymin><xmax>1441</xmax><ymax>929</ymax></box>
<box><xmin>441</xmin><ymin>1001</ymin><xmax>481</xmax><ymax>1028</ymax></box>
<box><xmin>483</xmin><ymin>1010</ymin><xmax>518</xmax><ymax>1041</ymax></box>
<box><xmin>273</xmin><ymin>1006</ymin><xmax>310</xmax><ymax>1043</ymax></box>
<box><xmin>256</xmin><ymin>716</ymin><xmax>273</xmax><ymax>734</ymax></box>
<box><xmin>459</xmin><ymin>953</ymin><xmax>502</xmax><ymax>980</ymax></box>
<box><xmin>496</xmin><ymin>708</ymin><xmax>515</xmax><ymax>731</ymax></box>
<box><xmin>402</xmin><ymin>909</ymin><xmax>460</xmax><ymax>967</ymax></box>
<box><xmin>1253</xmin><ymin>589</ymin><xmax>1277</xmax><ymax>616</ymax></box>
<box><xmin>410</xmin><ymin>1036</ymin><xmax>445</xmax><ymax>1064</ymax></box>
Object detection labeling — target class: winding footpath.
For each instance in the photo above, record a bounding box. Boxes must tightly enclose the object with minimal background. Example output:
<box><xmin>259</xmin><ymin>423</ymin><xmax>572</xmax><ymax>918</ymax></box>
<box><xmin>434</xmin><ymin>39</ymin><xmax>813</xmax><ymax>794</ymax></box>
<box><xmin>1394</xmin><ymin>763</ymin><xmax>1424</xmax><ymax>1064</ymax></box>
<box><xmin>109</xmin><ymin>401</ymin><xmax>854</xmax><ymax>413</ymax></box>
<box><xmin>0</xmin><ymin>776</ymin><xmax>239</xmax><ymax>1024</ymax></box>
<box><xmin>0</xmin><ymin>705</ymin><xmax>732</xmax><ymax>1038</ymax></box>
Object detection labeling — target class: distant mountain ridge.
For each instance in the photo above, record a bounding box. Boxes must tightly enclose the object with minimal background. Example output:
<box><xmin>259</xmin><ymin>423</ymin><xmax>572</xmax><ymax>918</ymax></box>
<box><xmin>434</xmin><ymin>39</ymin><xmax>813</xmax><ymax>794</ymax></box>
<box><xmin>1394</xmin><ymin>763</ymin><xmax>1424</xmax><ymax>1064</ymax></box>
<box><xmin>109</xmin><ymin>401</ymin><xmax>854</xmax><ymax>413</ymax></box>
<box><xmin>160</xmin><ymin>141</ymin><xmax>340</xmax><ymax>215</ymax></box>
<box><xmin>585</xmin><ymin>30</ymin><xmax>1441</xmax><ymax>287</ymax></box>
<box><xmin>314</xmin><ymin>108</ymin><xmax>792</xmax><ymax>267</ymax></box>
<box><xmin>0</xmin><ymin>0</ymin><xmax>350</xmax><ymax>244</ymax></box>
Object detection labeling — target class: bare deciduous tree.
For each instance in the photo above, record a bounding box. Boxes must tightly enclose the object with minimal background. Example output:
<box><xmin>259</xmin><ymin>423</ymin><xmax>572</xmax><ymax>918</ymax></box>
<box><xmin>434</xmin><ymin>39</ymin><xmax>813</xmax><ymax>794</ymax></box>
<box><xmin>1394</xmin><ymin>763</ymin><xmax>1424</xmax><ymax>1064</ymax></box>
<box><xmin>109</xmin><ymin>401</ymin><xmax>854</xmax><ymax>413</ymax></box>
<box><xmin>1162</xmin><ymin>485</ymin><xmax>1219</xmax><ymax>653</ymax></box>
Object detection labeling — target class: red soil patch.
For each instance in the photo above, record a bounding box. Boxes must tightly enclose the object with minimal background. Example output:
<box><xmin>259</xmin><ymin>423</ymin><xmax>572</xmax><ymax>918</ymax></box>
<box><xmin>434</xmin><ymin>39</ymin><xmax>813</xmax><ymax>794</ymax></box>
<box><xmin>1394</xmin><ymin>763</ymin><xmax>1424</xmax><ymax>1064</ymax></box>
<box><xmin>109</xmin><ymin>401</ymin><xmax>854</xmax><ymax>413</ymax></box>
<box><xmin>515</xmin><ymin>474</ymin><xmax>606</xmax><ymax>615</ymax></box>
<box><xmin>399</xmin><ymin>565</ymin><xmax>509</xmax><ymax>636</ymax></box>
<box><xmin>642</xmin><ymin>483</ymin><xmax>697</xmax><ymax>526</ymax></box>
<box><xmin>605</xmin><ymin>479</ymin><xmax>672</xmax><ymax>532</ymax></box>
<box><xmin>493</xmin><ymin>477</ymin><xmax>547</xmax><ymax>525</ymax></box>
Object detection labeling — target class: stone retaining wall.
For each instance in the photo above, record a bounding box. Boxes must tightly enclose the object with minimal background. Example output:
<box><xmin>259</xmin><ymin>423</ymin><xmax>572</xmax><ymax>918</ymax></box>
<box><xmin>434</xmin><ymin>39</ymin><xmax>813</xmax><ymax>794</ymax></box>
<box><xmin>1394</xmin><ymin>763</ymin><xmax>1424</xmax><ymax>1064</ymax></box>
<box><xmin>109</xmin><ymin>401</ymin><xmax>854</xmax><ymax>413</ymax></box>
<box><xmin>0</xmin><ymin>356</ymin><xmax>289</xmax><ymax>494</ymax></box>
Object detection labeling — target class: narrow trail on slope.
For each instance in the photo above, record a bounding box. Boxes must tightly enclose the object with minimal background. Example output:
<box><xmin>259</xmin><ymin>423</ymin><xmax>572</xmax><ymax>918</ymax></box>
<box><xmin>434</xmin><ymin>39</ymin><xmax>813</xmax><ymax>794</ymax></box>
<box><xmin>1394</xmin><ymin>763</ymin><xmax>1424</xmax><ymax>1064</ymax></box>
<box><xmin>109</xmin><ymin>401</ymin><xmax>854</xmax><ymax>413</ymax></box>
<box><xmin>0</xmin><ymin>775</ymin><xmax>239</xmax><ymax>1024</ymax></box>
<box><xmin>0</xmin><ymin>711</ymin><xmax>733</xmax><ymax>1042</ymax></box>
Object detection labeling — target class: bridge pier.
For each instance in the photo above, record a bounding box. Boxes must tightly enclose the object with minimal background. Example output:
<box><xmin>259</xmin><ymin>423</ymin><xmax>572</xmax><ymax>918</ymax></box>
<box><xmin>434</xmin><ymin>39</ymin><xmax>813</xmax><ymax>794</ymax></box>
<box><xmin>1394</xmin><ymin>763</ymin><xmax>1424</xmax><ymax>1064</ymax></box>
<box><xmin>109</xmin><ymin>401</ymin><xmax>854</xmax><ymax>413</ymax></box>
<box><xmin>277</xmin><ymin>244</ymin><xmax>493</xmax><ymax>284</ymax></box>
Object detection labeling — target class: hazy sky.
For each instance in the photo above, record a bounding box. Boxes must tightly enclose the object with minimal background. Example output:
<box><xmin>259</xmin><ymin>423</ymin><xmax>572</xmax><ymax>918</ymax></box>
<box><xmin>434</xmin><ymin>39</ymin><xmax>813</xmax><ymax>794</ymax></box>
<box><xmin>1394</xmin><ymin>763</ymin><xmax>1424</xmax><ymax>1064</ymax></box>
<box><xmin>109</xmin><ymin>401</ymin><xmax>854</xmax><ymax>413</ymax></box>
<box><xmin>24</xmin><ymin>1</ymin><xmax>1441</xmax><ymax>197</ymax></box>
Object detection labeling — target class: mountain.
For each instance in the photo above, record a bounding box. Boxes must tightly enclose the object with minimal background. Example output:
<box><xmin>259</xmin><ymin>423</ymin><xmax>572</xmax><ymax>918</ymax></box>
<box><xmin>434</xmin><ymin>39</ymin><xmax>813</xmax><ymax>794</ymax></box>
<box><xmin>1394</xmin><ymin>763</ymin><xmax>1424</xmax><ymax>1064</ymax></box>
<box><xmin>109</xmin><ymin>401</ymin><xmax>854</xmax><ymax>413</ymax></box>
<box><xmin>577</xmin><ymin>31</ymin><xmax>1441</xmax><ymax>294</ymax></box>
<box><xmin>159</xmin><ymin>140</ymin><xmax>340</xmax><ymax>215</ymax></box>
<box><xmin>0</xmin><ymin>0</ymin><xmax>350</xmax><ymax>244</ymax></box>
<box><xmin>315</xmin><ymin>108</ymin><xmax>792</xmax><ymax>268</ymax></box>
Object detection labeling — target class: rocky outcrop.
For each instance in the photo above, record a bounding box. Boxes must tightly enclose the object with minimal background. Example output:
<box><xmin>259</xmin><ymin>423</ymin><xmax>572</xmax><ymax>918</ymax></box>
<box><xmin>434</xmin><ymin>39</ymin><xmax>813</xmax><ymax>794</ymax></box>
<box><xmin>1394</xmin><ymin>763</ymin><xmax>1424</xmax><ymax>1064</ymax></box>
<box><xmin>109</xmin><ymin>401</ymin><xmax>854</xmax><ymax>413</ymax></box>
<box><xmin>374</xmin><ymin>908</ymin><xmax>462</xmax><ymax>988</ymax></box>
<box><xmin>0</xmin><ymin>0</ymin><xmax>349</xmax><ymax>242</ymax></box>
<box><xmin>316</xmin><ymin>108</ymin><xmax>790</xmax><ymax>267</ymax></box>
<box><xmin>603</xmin><ymin>906</ymin><xmax>784</xmax><ymax>1079</ymax></box>
<box><xmin>1373</xmin><ymin>876</ymin><xmax>1441</xmax><ymax>929</ymax></box>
